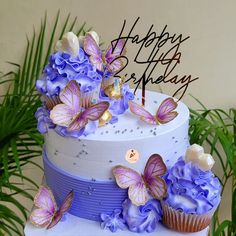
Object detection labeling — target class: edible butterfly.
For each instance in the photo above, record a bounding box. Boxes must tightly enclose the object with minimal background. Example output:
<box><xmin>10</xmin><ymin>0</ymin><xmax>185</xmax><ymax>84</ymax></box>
<box><xmin>112</xmin><ymin>154</ymin><xmax>167</xmax><ymax>206</ymax></box>
<box><xmin>50</xmin><ymin>80</ymin><xmax>110</xmax><ymax>131</ymax></box>
<box><xmin>30</xmin><ymin>186</ymin><xmax>74</xmax><ymax>229</ymax></box>
<box><xmin>83</xmin><ymin>32</ymin><xmax>126</xmax><ymax>73</ymax></box>
<box><xmin>128</xmin><ymin>97</ymin><xmax>178</xmax><ymax>125</ymax></box>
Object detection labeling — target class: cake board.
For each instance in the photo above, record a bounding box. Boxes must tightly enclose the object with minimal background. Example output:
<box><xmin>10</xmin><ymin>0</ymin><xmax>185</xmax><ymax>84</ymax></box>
<box><xmin>24</xmin><ymin>212</ymin><xmax>209</xmax><ymax>236</ymax></box>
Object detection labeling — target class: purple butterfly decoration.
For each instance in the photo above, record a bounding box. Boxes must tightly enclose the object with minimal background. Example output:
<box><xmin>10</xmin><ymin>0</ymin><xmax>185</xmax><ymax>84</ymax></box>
<box><xmin>112</xmin><ymin>154</ymin><xmax>167</xmax><ymax>206</ymax></box>
<box><xmin>83</xmin><ymin>33</ymin><xmax>126</xmax><ymax>73</ymax></box>
<box><xmin>30</xmin><ymin>186</ymin><xmax>74</xmax><ymax>229</ymax></box>
<box><xmin>50</xmin><ymin>80</ymin><xmax>110</xmax><ymax>131</ymax></box>
<box><xmin>129</xmin><ymin>97</ymin><xmax>178</xmax><ymax>125</ymax></box>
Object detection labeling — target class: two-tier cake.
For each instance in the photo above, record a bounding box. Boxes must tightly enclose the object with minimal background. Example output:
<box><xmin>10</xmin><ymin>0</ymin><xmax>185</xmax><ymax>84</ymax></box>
<box><xmin>25</xmin><ymin>31</ymin><xmax>221</xmax><ymax>236</ymax></box>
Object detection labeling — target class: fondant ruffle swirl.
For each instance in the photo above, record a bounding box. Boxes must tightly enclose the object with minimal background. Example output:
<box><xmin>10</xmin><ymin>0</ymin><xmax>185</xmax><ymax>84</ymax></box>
<box><xmin>164</xmin><ymin>157</ymin><xmax>221</xmax><ymax>214</ymax></box>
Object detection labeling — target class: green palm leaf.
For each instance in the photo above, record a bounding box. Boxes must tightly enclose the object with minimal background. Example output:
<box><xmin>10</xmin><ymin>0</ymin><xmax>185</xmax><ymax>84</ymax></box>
<box><xmin>0</xmin><ymin>12</ymin><xmax>88</xmax><ymax>236</ymax></box>
<box><xmin>189</xmin><ymin>97</ymin><xmax>236</xmax><ymax>236</ymax></box>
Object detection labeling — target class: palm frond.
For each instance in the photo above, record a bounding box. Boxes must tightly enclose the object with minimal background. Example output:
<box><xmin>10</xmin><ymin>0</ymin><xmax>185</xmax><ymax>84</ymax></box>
<box><xmin>189</xmin><ymin>97</ymin><xmax>236</xmax><ymax>236</ymax></box>
<box><xmin>0</xmin><ymin>12</ymin><xmax>88</xmax><ymax>236</ymax></box>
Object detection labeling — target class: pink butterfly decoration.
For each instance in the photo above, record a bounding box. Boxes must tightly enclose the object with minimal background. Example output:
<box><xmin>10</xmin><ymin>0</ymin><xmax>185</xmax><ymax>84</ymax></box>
<box><xmin>84</xmin><ymin>33</ymin><xmax>126</xmax><ymax>73</ymax></box>
<box><xmin>30</xmin><ymin>186</ymin><xmax>74</xmax><ymax>229</ymax></box>
<box><xmin>112</xmin><ymin>154</ymin><xmax>167</xmax><ymax>206</ymax></box>
<box><xmin>50</xmin><ymin>80</ymin><xmax>110</xmax><ymax>131</ymax></box>
<box><xmin>129</xmin><ymin>97</ymin><xmax>178</xmax><ymax>125</ymax></box>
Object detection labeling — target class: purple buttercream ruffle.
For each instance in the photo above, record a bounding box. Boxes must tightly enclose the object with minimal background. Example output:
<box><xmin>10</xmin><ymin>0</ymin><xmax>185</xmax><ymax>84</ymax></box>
<box><xmin>36</xmin><ymin>48</ymin><xmax>102</xmax><ymax>96</ymax></box>
<box><xmin>164</xmin><ymin>157</ymin><xmax>221</xmax><ymax>214</ymax></box>
<box><xmin>122</xmin><ymin>199</ymin><xmax>162</xmax><ymax>233</ymax></box>
<box><xmin>35</xmin><ymin>107</ymin><xmax>56</xmax><ymax>134</ymax></box>
<box><xmin>35</xmin><ymin>44</ymin><xmax>134</xmax><ymax>137</ymax></box>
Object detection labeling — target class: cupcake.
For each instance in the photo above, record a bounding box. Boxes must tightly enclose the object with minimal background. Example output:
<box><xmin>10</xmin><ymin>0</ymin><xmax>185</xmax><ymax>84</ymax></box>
<box><xmin>36</xmin><ymin>32</ymin><xmax>103</xmax><ymax>109</ymax></box>
<box><xmin>162</xmin><ymin>144</ymin><xmax>221</xmax><ymax>232</ymax></box>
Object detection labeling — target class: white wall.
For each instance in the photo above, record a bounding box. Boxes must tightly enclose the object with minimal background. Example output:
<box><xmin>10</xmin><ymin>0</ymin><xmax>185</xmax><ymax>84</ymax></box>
<box><xmin>0</xmin><ymin>0</ymin><xmax>235</xmax><ymax>222</ymax></box>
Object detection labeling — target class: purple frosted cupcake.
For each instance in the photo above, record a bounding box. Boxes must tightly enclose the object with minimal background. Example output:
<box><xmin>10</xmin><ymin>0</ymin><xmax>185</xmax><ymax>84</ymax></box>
<box><xmin>162</xmin><ymin>144</ymin><xmax>221</xmax><ymax>232</ymax></box>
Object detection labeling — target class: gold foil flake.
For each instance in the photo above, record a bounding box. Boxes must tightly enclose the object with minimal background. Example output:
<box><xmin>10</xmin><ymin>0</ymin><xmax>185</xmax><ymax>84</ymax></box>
<box><xmin>104</xmin><ymin>79</ymin><xmax>122</xmax><ymax>100</ymax></box>
<box><xmin>99</xmin><ymin>110</ymin><xmax>112</xmax><ymax>127</ymax></box>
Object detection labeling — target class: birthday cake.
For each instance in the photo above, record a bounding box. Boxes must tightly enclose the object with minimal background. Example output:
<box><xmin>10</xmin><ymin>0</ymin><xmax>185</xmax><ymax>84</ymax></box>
<box><xmin>29</xmin><ymin>31</ymin><xmax>221</xmax><ymax>234</ymax></box>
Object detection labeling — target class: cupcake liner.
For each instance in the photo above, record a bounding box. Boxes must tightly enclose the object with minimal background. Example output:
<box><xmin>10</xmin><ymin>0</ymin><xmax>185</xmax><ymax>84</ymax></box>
<box><xmin>43</xmin><ymin>95</ymin><xmax>61</xmax><ymax>110</ymax></box>
<box><xmin>161</xmin><ymin>201</ymin><xmax>218</xmax><ymax>232</ymax></box>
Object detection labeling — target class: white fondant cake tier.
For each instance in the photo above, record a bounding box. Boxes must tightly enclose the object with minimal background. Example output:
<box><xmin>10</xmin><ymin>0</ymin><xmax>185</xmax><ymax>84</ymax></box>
<box><xmin>45</xmin><ymin>90</ymin><xmax>189</xmax><ymax>180</ymax></box>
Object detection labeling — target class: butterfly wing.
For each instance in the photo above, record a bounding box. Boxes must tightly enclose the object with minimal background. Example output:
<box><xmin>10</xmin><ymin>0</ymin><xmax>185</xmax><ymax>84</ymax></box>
<box><xmin>81</xmin><ymin>102</ymin><xmax>110</xmax><ymax>121</ymax></box>
<box><xmin>59</xmin><ymin>80</ymin><xmax>81</xmax><ymax>114</ymax></box>
<box><xmin>144</xmin><ymin>154</ymin><xmax>167</xmax><ymax>200</ymax></box>
<box><xmin>105</xmin><ymin>39</ymin><xmax>126</xmax><ymax>60</ymax></box>
<box><xmin>30</xmin><ymin>209</ymin><xmax>54</xmax><ymax>228</ymax></box>
<box><xmin>67</xmin><ymin>115</ymin><xmax>87</xmax><ymax>132</ymax></box>
<box><xmin>30</xmin><ymin>186</ymin><xmax>56</xmax><ymax>227</ymax></box>
<box><xmin>50</xmin><ymin>81</ymin><xmax>81</xmax><ymax>127</ymax></box>
<box><xmin>67</xmin><ymin>102</ymin><xmax>109</xmax><ymax>131</ymax></box>
<box><xmin>112</xmin><ymin>166</ymin><xmax>148</xmax><ymax>206</ymax></box>
<box><xmin>105</xmin><ymin>39</ymin><xmax>126</xmax><ymax>73</ymax></box>
<box><xmin>106</xmin><ymin>58</ymin><xmax>124</xmax><ymax>73</ymax></box>
<box><xmin>50</xmin><ymin>104</ymin><xmax>75</xmax><ymax>127</ymax></box>
<box><xmin>47</xmin><ymin>190</ymin><xmax>74</xmax><ymax>229</ymax></box>
<box><xmin>129</xmin><ymin>101</ymin><xmax>157</xmax><ymax>125</ymax></box>
<box><xmin>84</xmin><ymin>33</ymin><xmax>103</xmax><ymax>71</ymax></box>
<box><xmin>156</xmin><ymin>98</ymin><xmax>178</xmax><ymax>124</ymax></box>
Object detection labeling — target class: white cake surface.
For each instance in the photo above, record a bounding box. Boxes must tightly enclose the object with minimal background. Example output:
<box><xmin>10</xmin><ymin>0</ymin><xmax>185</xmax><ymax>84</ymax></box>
<box><xmin>24</xmin><ymin>212</ymin><xmax>208</xmax><ymax>236</ymax></box>
<box><xmin>45</xmin><ymin>90</ymin><xmax>189</xmax><ymax>180</ymax></box>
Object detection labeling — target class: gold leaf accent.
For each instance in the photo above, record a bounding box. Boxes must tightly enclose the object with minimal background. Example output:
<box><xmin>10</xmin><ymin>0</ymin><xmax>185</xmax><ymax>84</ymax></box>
<box><xmin>99</xmin><ymin>110</ymin><xmax>112</xmax><ymax>127</ymax></box>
